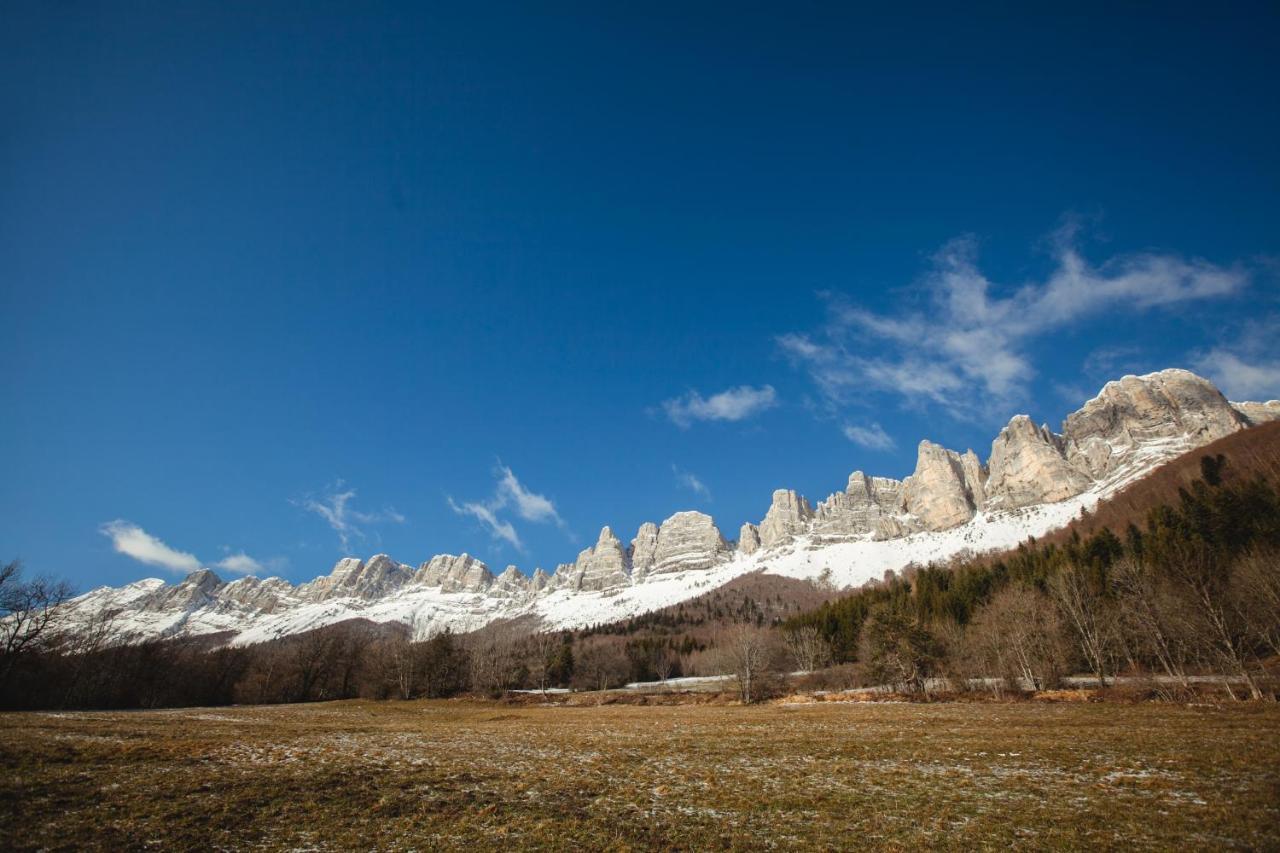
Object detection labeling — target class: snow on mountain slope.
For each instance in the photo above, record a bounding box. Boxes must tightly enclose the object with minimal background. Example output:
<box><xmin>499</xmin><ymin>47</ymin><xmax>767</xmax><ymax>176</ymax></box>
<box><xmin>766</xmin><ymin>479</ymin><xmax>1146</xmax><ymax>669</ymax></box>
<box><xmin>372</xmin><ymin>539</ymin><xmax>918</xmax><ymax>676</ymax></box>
<box><xmin>63</xmin><ymin>369</ymin><xmax>1268</xmax><ymax>645</ymax></box>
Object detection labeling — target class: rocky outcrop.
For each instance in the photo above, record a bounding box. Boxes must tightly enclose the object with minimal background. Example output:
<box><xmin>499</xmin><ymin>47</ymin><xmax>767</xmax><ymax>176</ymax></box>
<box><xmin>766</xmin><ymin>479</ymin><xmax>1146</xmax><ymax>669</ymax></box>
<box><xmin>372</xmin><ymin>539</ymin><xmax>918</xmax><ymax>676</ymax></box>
<box><xmin>414</xmin><ymin>554</ymin><xmax>494</xmax><ymax>593</ymax></box>
<box><xmin>649</xmin><ymin>511</ymin><xmax>730</xmax><ymax>575</ymax></box>
<box><xmin>986</xmin><ymin>415</ymin><xmax>1091</xmax><ymax>509</ymax></box>
<box><xmin>1064</xmin><ymin>369</ymin><xmax>1247</xmax><ymax>480</ymax></box>
<box><xmin>529</xmin><ymin>568</ymin><xmax>552</xmax><ymax>593</ymax></box>
<box><xmin>143</xmin><ymin>569</ymin><xmax>223</xmax><ymax>612</ymax></box>
<box><xmin>738</xmin><ymin>522</ymin><xmax>761</xmax><ymax>555</ymax></box>
<box><xmin>1234</xmin><ymin>400</ymin><xmax>1280</xmax><ymax>425</ymax></box>
<box><xmin>758</xmin><ymin>490</ymin><xmax>815</xmax><ymax>548</ymax></box>
<box><xmin>812</xmin><ymin>472</ymin><xmax>910</xmax><ymax>540</ymax></box>
<box><xmin>490</xmin><ymin>565</ymin><xmax>531</xmax><ymax>597</ymax></box>
<box><xmin>298</xmin><ymin>555</ymin><xmax>415</xmax><ymax>602</ymax></box>
<box><xmin>220</xmin><ymin>576</ymin><xmax>293</xmax><ymax>613</ymax></box>
<box><xmin>571</xmin><ymin>526</ymin><xmax>631</xmax><ymax>591</ymax></box>
<box><xmin>902</xmin><ymin>441</ymin><xmax>985</xmax><ymax>530</ymax></box>
<box><xmin>629</xmin><ymin>522</ymin><xmax>659</xmax><ymax>583</ymax></box>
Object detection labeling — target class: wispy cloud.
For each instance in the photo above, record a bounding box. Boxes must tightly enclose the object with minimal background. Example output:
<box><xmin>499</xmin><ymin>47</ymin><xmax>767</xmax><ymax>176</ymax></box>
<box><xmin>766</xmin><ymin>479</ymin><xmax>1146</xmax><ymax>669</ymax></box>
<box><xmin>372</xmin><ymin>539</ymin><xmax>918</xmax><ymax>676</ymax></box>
<box><xmin>662</xmin><ymin>384</ymin><xmax>778</xmax><ymax>428</ymax></box>
<box><xmin>842</xmin><ymin>422</ymin><xmax>896</xmax><ymax>451</ymax></box>
<box><xmin>99</xmin><ymin>522</ymin><xmax>268</xmax><ymax>576</ymax></box>
<box><xmin>495</xmin><ymin>465</ymin><xmax>565</xmax><ymax>525</ymax></box>
<box><xmin>672</xmin><ymin>465</ymin><xmax>712</xmax><ymax>501</ymax></box>
<box><xmin>1195</xmin><ymin>318</ymin><xmax>1280</xmax><ymax>400</ymax></box>
<box><xmin>448</xmin><ymin>464</ymin><xmax>568</xmax><ymax>552</ymax></box>
<box><xmin>296</xmin><ymin>481</ymin><xmax>405</xmax><ymax>552</ymax></box>
<box><xmin>780</xmin><ymin>227</ymin><xmax>1248</xmax><ymax>420</ymax></box>
<box><xmin>448</xmin><ymin>497</ymin><xmax>522</xmax><ymax>550</ymax></box>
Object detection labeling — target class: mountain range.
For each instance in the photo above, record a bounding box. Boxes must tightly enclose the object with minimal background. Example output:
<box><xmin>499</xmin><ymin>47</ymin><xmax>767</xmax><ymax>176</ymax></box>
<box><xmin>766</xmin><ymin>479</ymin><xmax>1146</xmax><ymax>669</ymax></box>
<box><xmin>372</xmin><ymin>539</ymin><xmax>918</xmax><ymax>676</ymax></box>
<box><xmin>65</xmin><ymin>369</ymin><xmax>1280</xmax><ymax>645</ymax></box>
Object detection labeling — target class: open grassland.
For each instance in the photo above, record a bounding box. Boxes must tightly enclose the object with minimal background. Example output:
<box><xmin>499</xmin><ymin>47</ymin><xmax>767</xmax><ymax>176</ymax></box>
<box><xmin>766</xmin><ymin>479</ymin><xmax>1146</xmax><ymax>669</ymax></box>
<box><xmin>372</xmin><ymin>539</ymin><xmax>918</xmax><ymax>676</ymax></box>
<box><xmin>2</xmin><ymin>699</ymin><xmax>1278</xmax><ymax>851</ymax></box>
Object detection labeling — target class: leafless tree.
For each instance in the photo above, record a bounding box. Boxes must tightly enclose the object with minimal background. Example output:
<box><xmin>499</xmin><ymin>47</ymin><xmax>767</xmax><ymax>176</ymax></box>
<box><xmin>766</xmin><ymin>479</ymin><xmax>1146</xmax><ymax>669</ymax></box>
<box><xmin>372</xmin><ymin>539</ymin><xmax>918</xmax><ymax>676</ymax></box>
<box><xmin>528</xmin><ymin>632</ymin><xmax>560</xmax><ymax>693</ymax></box>
<box><xmin>1110</xmin><ymin>557</ymin><xmax>1196</xmax><ymax>696</ymax></box>
<box><xmin>376</xmin><ymin>636</ymin><xmax>419</xmax><ymax>699</ymax></box>
<box><xmin>652</xmin><ymin>645</ymin><xmax>679</xmax><ymax>685</ymax></box>
<box><xmin>0</xmin><ymin>560</ymin><xmax>74</xmax><ymax>686</ymax></box>
<box><xmin>964</xmin><ymin>585</ymin><xmax>1067</xmax><ymax>694</ymax></box>
<box><xmin>717</xmin><ymin>623</ymin><xmax>776</xmax><ymax>704</ymax></box>
<box><xmin>1162</xmin><ymin>543</ymin><xmax>1265</xmax><ymax>700</ymax></box>
<box><xmin>1230</xmin><ymin>546</ymin><xmax>1280</xmax><ymax>661</ymax></box>
<box><xmin>55</xmin><ymin>608</ymin><xmax>120</xmax><ymax>707</ymax></box>
<box><xmin>1048</xmin><ymin>564</ymin><xmax>1119</xmax><ymax>687</ymax></box>
<box><xmin>467</xmin><ymin>624</ymin><xmax>524</xmax><ymax>696</ymax></box>
<box><xmin>782</xmin><ymin>625</ymin><xmax>832</xmax><ymax>674</ymax></box>
<box><xmin>572</xmin><ymin>641</ymin><xmax>628</xmax><ymax>695</ymax></box>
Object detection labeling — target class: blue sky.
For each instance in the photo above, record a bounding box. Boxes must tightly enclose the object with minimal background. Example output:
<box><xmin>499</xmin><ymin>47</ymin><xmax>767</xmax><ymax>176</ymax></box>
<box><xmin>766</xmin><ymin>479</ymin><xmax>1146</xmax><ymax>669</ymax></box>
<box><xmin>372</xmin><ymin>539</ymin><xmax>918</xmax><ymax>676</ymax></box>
<box><xmin>3</xmin><ymin>2</ymin><xmax>1278</xmax><ymax>591</ymax></box>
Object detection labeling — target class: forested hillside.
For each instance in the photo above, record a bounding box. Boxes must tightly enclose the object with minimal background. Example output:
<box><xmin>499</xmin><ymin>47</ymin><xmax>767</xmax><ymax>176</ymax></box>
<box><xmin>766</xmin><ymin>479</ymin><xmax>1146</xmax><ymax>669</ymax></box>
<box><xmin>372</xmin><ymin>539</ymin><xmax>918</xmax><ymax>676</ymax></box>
<box><xmin>786</xmin><ymin>444</ymin><xmax>1280</xmax><ymax>699</ymax></box>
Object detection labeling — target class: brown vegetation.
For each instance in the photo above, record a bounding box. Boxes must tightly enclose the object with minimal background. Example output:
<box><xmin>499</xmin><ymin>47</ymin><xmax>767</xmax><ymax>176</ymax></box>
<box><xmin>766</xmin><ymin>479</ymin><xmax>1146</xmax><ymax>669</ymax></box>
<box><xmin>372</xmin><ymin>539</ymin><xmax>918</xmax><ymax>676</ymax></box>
<box><xmin>2</xmin><ymin>700</ymin><xmax>1278</xmax><ymax>850</ymax></box>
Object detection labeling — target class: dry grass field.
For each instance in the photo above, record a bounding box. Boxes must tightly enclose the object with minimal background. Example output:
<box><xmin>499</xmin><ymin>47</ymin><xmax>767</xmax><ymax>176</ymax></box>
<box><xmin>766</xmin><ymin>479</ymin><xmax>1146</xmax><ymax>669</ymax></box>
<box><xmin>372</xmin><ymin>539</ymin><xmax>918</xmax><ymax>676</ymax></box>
<box><xmin>2</xmin><ymin>699</ymin><xmax>1279</xmax><ymax>851</ymax></box>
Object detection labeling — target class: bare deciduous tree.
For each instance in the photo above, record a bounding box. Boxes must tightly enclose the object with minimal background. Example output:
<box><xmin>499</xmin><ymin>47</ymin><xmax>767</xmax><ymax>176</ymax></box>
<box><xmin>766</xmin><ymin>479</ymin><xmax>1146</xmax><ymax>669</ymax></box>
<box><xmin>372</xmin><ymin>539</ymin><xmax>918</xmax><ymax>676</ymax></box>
<box><xmin>782</xmin><ymin>625</ymin><xmax>831</xmax><ymax>674</ymax></box>
<box><xmin>963</xmin><ymin>585</ymin><xmax>1066</xmax><ymax>694</ymax></box>
<box><xmin>717</xmin><ymin>624</ymin><xmax>776</xmax><ymax>704</ymax></box>
<box><xmin>0</xmin><ymin>560</ymin><xmax>74</xmax><ymax>686</ymax></box>
<box><xmin>1049</xmin><ymin>564</ymin><xmax>1119</xmax><ymax>687</ymax></box>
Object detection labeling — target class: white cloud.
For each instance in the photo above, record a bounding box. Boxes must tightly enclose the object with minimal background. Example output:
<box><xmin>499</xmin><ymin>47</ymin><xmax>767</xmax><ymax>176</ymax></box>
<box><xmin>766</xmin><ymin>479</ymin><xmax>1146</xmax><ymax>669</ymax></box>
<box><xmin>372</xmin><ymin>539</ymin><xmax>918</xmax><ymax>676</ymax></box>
<box><xmin>447</xmin><ymin>464</ymin><xmax>568</xmax><ymax>552</ymax></box>
<box><xmin>100</xmin><ymin>522</ymin><xmax>272</xmax><ymax>578</ymax></box>
<box><xmin>1193</xmin><ymin>317</ymin><xmax>1280</xmax><ymax>401</ymax></box>
<box><xmin>842</xmin><ymin>422</ymin><xmax>896</xmax><ymax>451</ymax></box>
<box><xmin>662</xmin><ymin>384</ymin><xmax>778</xmax><ymax>428</ymax></box>
<box><xmin>781</xmin><ymin>229</ymin><xmax>1248</xmax><ymax>419</ymax></box>
<box><xmin>100</xmin><ymin>521</ymin><xmax>202</xmax><ymax>574</ymax></box>
<box><xmin>1198</xmin><ymin>351</ymin><xmax>1280</xmax><ymax>399</ymax></box>
<box><xmin>296</xmin><ymin>481</ymin><xmax>404</xmax><ymax>552</ymax></box>
<box><xmin>672</xmin><ymin>465</ymin><xmax>712</xmax><ymax>501</ymax></box>
<box><xmin>213</xmin><ymin>552</ymin><xmax>265</xmax><ymax>575</ymax></box>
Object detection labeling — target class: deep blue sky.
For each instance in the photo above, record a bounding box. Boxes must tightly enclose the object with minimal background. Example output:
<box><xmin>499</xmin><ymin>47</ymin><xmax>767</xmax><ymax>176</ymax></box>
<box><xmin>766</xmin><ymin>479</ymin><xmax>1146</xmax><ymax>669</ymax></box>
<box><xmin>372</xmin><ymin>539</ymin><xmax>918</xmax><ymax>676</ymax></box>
<box><xmin>3</xmin><ymin>2</ymin><xmax>1278</xmax><ymax>590</ymax></box>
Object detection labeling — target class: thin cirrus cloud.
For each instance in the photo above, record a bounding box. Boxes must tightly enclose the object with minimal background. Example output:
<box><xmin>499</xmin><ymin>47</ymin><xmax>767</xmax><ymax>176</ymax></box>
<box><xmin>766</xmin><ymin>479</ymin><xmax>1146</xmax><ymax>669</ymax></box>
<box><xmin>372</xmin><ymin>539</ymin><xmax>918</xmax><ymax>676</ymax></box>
<box><xmin>842</xmin><ymin>422</ymin><xmax>896</xmax><ymax>451</ymax></box>
<box><xmin>448</xmin><ymin>464</ymin><xmax>569</xmax><ymax>552</ymax></box>
<box><xmin>662</xmin><ymin>384</ymin><xmax>778</xmax><ymax>428</ymax></box>
<box><xmin>99</xmin><ymin>521</ymin><xmax>266</xmax><ymax>576</ymax></box>
<box><xmin>672</xmin><ymin>464</ymin><xmax>712</xmax><ymax>501</ymax></box>
<box><xmin>295</xmin><ymin>481</ymin><xmax>405</xmax><ymax>553</ymax></box>
<box><xmin>779</xmin><ymin>226</ymin><xmax>1249</xmax><ymax>421</ymax></box>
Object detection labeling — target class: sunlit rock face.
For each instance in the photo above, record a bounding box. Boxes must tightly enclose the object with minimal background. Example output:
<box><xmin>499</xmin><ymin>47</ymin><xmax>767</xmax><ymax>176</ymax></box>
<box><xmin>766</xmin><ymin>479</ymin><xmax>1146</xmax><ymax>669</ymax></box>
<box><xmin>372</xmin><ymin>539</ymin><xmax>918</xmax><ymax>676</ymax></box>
<box><xmin>758</xmin><ymin>489</ymin><xmax>815</xmax><ymax>548</ymax></box>
<box><xmin>1233</xmin><ymin>400</ymin><xmax>1280</xmax><ymax>425</ymax></box>
<box><xmin>811</xmin><ymin>472</ymin><xmax>911</xmax><ymax>540</ymax></box>
<box><xmin>414</xmin><ymin>554</ymin><xmax>494</xmax><ymax>593</ymax></box>
<box><xmin>902</xmin><ymin>441</ymin><xmax>986</xmax><ymax>530</ymax></box>
<box><xmin>571</xmin><ymin>526</ymin><xmax>631</xmax><ymax>591</ymax></box>
<box><xmin>1064</xmin><ymin>369</ymin><xmax>1246</xmax><ymax>480</ymax></box>
<box><xmin>737</xmin><ymin>522</ymin><xmax>762</xmax><ymax>555</ymax></box>
<box><xmin>629</xmin><ymin>522</ymin><xmax>659</xmax><ymax>584</ymax></box>
<box><xmin>649</xmin><ymin>511</ymin><xmax>731</xmax><ymax>575</ymax></box>
<box><xmin>986</xmin><ymin>415</ymin><xmax>1091</xmax><ymax>509</ymax></box>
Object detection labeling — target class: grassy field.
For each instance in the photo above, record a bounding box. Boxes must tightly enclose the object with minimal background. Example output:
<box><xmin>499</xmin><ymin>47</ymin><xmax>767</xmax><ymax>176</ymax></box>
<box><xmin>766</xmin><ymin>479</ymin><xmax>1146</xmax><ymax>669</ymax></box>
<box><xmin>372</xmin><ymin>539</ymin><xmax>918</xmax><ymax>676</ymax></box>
<box><xmin>2</xmin><ymin>699</ymin><xmax>1278</xmax><ymax>851</ymax></box>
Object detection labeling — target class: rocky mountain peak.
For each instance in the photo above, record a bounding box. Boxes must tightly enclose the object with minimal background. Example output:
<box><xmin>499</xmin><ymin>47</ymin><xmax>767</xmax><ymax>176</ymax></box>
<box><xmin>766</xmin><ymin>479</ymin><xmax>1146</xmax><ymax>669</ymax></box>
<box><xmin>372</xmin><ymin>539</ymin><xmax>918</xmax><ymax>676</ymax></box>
<box><xmin>629</xmin><ymin>522</ymin><xmax>660</xmax><ymax>584</ymax></box>
<box><xmin>570</xmin><ymin>525</ymin><xmax>631</xmax><ymax>592</ymax></box>
<box><xmin>902</xmin><ymin>440</ymin><xmax>985</xmax><ymax>530</ymax></box>
<box><xmin>986</xmin><ymin>414</ymin><xmax>1090</xmax><ymax>509</ymax></box>
<box><xmin>758</xmin><ymin>489</ymin><xmax>815</xmax><ymax>548</ymax></box>
<box><xmin>1064</xmin><ymin>368</ymin><xmax>1247</xmax><ymax>480</ymax></box>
